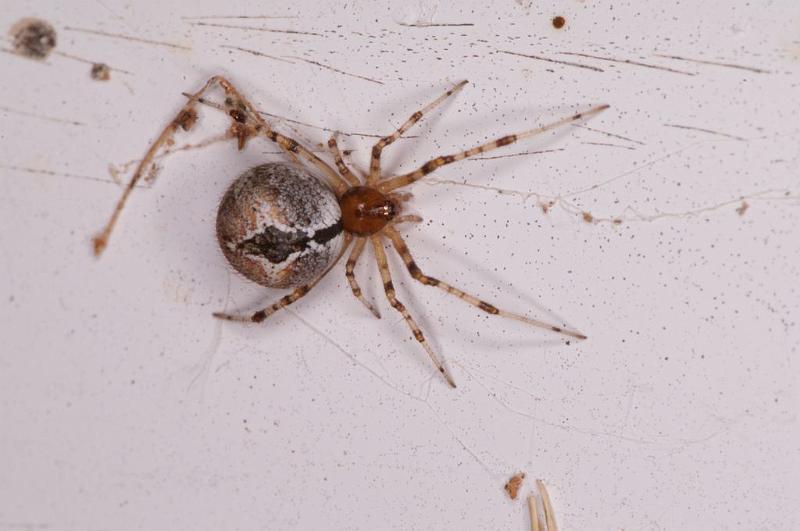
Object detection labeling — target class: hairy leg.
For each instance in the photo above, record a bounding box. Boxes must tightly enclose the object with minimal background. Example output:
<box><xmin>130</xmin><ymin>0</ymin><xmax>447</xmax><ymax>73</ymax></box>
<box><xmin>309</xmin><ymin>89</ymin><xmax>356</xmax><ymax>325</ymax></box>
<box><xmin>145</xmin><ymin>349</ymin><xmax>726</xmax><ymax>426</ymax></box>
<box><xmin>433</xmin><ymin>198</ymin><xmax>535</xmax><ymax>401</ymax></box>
<box><xmin>378</xmin><ymin>104</ymin><xmax>609</xmax><ymax>193</ymax></box>
<box><xmin>384</xmin><ymin>226</ymin><xmax>586</xmax><ymax>339</ymax></box>
<box><xmin>327</xmin><ymin>133</ymin><xmax>361</xmax><ymax>187</ymax></box>
<box><xmin>368</xmin><ymin>80</ymin><xmax>468</xmax><ymax>184</ymax></box>
<box><xmin>370</xmin><ymin>236</ymin><xmax>457</xmax><ymax>387</ymax></box>
<box><xmin>345</xmin><ymin>237</ymin><xmax>381</xmax><ymax>318</ymax></box>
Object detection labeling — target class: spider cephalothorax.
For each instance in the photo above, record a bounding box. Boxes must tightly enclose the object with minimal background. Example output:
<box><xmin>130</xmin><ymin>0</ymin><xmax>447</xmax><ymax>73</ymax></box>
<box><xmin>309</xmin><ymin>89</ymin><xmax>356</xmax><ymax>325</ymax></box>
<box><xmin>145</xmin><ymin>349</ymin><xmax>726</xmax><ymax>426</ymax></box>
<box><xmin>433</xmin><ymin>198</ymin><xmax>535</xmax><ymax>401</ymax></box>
<box><xmin>93</xmin><ymin>76</ymin><xmax>607</xmax><ymax>387</ymax></box>
<box><xmin>339</xmin><ymin>186</ymin><xmax>401</xmax><ymax>236</ymax></box>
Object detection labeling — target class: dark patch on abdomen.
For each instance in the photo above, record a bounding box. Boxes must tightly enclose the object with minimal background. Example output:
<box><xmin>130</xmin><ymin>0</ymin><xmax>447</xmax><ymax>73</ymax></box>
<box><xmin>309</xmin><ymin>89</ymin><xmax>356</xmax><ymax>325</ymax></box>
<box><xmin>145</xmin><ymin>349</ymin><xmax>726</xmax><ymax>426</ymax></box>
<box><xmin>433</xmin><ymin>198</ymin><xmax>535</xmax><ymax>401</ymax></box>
<box><xmin>238</xmin><ymin>219</ymin><xmax>342</xmax><ymax>264</ymax></box>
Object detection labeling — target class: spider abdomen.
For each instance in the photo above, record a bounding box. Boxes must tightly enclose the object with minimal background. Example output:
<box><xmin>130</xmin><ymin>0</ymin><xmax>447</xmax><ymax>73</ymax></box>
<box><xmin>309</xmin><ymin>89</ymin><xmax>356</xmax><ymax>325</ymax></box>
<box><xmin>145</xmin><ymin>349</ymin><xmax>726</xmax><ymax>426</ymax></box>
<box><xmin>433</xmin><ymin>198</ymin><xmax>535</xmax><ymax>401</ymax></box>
<box><xmin>216</xmin><ymin>163</ymin><xmax>344</xmax><ymax>289</ymax></box>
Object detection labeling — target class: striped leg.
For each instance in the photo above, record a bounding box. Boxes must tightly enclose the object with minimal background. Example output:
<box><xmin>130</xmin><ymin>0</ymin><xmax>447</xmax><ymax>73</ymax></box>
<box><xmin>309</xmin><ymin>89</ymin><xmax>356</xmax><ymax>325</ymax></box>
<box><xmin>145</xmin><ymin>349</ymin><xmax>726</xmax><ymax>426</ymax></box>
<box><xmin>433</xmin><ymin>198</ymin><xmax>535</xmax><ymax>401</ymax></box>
<box><xmin>213</xmin><ymin>284</ymin><xmax>315</xmax><ymax>323</ymax></box>
<box><xmin>377</xmin><ymin>104</ymin><xmax>609</xmax><ymax>193</ymax></box>
<box><xmin>368</xmin><ymin>80</ymin><xmax>468</xmax><ymax>185</ymax></box>
<box><xmin>327</xmin><ymin>133</ymin><xmax>361</xmax><ymax>187</ymax></box>
<box><xmin>384</xmin><ymin>226</ymin><xmax>587</xmax><ymax>340</ymax></box>
<box><xmin>370</xmin><ymin>236</ymin><xmax>457</xmax><ymax>388</ymax></box>
<box><xmin>345</xmin><ymin>237</ymin><xmax>381</xmax><ymax>318</ymax></box>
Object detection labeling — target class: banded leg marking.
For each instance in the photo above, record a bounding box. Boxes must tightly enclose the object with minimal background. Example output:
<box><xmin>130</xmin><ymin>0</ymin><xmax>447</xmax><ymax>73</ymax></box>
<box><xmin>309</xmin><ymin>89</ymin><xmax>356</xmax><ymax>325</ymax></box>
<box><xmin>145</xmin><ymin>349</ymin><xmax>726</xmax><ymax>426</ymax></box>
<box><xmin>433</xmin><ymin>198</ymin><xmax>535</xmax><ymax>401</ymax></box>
<box><xmin>370</xmin><ymin>236</ymin><xmax>457</xmax><ymax>387</ymax></box>
<box><xmin>327</xmin><ymin>133</ymin><xmax>361</xmax><ymax>187</ymax></box>
<box><xmin>384</xmin><ymin>226</ymin><xmax>587</xmax><ymax>340</ymax></box>
<box><xmin>368</xmin><ymin>80</ymin><xmax>468</xmax><ymax>184</ymax></box>
<box><xmin>213</xmin><ymin>284</ymin><xmax>315</xmax><ymax>323</ymax></box>
<box><xmin>345</xmin><ymin>237</ymin><xmax>381</xmax><ymax>318</ymax></box>
<box><xmin>378</xmin><ymin>104</ymin><xmax>609</xmax><ymax>193</ymax></box>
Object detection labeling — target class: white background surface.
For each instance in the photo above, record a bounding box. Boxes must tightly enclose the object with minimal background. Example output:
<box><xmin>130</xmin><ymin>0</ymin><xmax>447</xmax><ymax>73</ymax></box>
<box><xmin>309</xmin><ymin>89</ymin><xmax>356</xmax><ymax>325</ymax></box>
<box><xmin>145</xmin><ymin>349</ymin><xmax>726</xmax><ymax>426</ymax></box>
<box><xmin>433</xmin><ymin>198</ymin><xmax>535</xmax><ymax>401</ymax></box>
<box><xmin>1</xmin><ymin>1</ymin><xmax>799</xmax><ymax>530</ymax></box>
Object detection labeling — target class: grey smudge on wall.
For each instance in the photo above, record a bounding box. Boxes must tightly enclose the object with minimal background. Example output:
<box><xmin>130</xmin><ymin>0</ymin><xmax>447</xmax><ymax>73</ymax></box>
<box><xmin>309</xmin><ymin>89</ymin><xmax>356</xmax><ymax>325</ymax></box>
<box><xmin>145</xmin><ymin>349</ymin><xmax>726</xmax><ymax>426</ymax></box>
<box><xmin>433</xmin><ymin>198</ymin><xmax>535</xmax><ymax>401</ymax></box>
<box><xmin>9</xmin><ymin>18</ymin><xmax>56</xmax><ymax>60</ymax></box>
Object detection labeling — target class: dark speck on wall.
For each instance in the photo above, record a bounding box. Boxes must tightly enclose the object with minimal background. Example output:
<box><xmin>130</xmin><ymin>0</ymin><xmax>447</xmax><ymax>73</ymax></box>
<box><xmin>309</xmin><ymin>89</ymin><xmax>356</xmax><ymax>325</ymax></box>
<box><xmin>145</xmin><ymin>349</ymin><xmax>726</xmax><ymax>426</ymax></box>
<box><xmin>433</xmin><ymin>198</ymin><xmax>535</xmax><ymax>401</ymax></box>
<box><xmin>91</xmin><ymin>62</ymin><xmax>111</xmax><ymax>81</ymax></box>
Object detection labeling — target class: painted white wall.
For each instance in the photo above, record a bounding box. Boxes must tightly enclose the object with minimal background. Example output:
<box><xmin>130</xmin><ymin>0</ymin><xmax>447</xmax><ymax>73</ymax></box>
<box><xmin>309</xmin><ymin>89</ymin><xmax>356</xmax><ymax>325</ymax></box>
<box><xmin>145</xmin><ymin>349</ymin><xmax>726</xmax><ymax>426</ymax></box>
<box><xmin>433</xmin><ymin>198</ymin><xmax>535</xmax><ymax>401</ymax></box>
<box><xmin>1</xmin><ymin>1</ymin><xmax>798</xmax><ymax>529</ymax></box>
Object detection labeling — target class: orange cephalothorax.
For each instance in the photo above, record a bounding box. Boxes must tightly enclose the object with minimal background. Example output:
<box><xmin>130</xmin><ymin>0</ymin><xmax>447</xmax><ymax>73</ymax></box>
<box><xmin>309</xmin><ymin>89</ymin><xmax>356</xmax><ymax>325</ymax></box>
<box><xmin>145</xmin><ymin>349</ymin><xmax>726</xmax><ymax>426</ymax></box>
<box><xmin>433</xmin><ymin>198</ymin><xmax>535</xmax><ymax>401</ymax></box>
<box><xmin>340</xmin><ymin>186</ymin><xmax>398</xmax><ymax>236</ymax></box>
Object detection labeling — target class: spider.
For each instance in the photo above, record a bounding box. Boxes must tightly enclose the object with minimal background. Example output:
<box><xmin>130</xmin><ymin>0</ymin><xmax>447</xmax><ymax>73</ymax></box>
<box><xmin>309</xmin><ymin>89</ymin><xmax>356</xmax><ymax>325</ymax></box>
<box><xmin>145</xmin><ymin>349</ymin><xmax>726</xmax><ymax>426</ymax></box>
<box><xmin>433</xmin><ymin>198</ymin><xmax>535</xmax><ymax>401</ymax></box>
<box><xmin>93</xmin><ymin>76</ymin><xmax>608</xmax><ymax>388</ymax></box>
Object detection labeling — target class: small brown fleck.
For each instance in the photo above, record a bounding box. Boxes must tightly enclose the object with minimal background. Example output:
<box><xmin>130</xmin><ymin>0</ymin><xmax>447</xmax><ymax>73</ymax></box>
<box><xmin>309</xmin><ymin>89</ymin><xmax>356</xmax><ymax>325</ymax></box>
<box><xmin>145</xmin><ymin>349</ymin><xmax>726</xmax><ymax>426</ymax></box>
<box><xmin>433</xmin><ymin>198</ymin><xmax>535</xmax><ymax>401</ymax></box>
<box><xmin>504</xmin><ymin>472</ymin><xmax>526</xmax><ymax>500</ymax></box>
<box><xmin>478</xmin><ymin>301</ymin><xmax>499</xmax><ymax>315</ymax></box>
<box><xmin>612</xmin><ymin>218</ymin><xmax>623</xmax><ymax>225</ymax></box>
<box><xmin>582</xmin><ymin>211</ymin><xmax>594</xmax><ymax>223</ymax></box>
<box><xmin>90</xmin><ymin>62</ymin><xmax>111</xmax><ymax>81</ymax></box>
<box><xmin>736</xmin><ymin>200</ymin><xmax>749</xmax><ymax>216</ymax></box>
<box><xmin>229</xmin><ymin>109</ymin><xmax>247</xmax><ymax>123</ymax></box>
<box><xmin>174</xmin><ymin>108</ymin><xmax>198</xmax><ymax>131</ymax></box>
<box><xmin>230</xmin><ymin>123</ymin><xmax>252</xmax><ymax>150</ymax></box>
<box><xmin>422</xmin><ymin>160</ymin><xmax>438</xmax><ymax>173</ymax></box>
<box><xmin>10</xmin><ymin>18</ymin><xmax>56</xmax><ymax>60</ymax></box>
<box><xmin>496</xmin><ymin>135</ymin><xmax>517</xmax><ymax>147</ymax></box>
<box><xmin>552</xmin><ymin>16</ymin><xmax>566</xmax><ymax>29</ymax></box>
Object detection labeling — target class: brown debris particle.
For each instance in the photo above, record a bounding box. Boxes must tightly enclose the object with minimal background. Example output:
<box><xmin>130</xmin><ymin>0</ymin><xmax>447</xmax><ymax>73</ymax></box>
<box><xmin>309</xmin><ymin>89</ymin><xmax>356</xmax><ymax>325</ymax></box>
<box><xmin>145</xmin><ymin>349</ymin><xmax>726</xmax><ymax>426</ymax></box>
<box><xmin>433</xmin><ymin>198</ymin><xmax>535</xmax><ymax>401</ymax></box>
<box><xmin>229</xmin><ymin>122</ymin><xmax>255</xmax><ymax>150</ymax></box>
<box><xmin>504</xmin><ymin>472</ymin><xmax>526</xmax><ymax>500</ymax></box>
<box><xmin>144</xmin><ymin>163</ymin><xmax>161</xmax><ymax>184</ymax></box>
<box><xmin>90</xmin><ymin>62</ymin><xmax>111</xmax><ymax>80</ymax></box>
<box><xmin>173</xmin><ymin>108</ymin><xmax>198</xmax><ymax>131</ymax></box>
<box><xmin>582</xmin><ymin>211</ymin><xmax>594</xmax><ymax>223</ymax></box>
<box><xmin>552</xmin><ymin>16</ymin><xmax>566</xmax><ymax>29</ymax></box>
<box><xmin>612</xmin><ymin>218</ymin><xmax>623</xmax><ymax>225</ymax></box>
<box><xmin>736</xmin><ymin>200</ymin><xmax>749</xmax><ymax>216</ymax></box>
<box><xmin>10</xmin><ymin>18</ymin><xmax>56</xmax><ymax>60</ymax></box>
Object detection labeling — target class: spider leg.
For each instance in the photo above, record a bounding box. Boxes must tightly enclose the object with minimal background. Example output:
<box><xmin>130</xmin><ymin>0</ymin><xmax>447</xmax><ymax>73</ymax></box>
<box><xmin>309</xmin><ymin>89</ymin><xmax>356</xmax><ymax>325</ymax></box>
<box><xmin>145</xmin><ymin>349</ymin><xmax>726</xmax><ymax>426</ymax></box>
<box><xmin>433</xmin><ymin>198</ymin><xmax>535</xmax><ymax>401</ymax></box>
<box><xmin>377</xmin><ymin>104</ymin><xmax>609</xmax><ymax>193</ymax></box>
<box><xmin>93</xmin><ymin>76</ymin><xmax>221</xmax><ymax>256</ymax></box>
<box><xmin>213</xmin><ymin>284</ymin><xmax>316</xmax><ymax>323</ymax></box>
<box><xmin>390</xmin><ymin>214</ymin><xmax>423</xmax><ymax>226</ymax></box>
<box><xmin>93</xmin><ymin>75</ymin><xmax>349</xmax><ymax>257</ymax></box>
<box><xmin>215</xmin><ymin>234</ymin><xmax>353</xmax><ymax>323</ymax></box>
<box><xmin>345</xmin><ymin>237</ymin><xmax>381</xmax><ymax>318</ymax></box>
<box><xmin>368</xmin><ymin>80</ymin><xmax>468</xmax><ymax>185</ymax></box>
<box><xmin>206</xmin><ymin>81</ymin><xmax>348</xmax><ymax>196</ymax></box>
<box><xmin>384</xmin><ymin>226</ymin><xmax>587</xmax><ymax>340</ymax></box>
<box><xmin>370</xmin><ymin>235</ymin><xmax>457</xmax><ymax>388</ymax></box>
<box><xmin>327</xmin><ymin>133</ymin><xmax>361</xmax><ymax>186</ymax></box>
